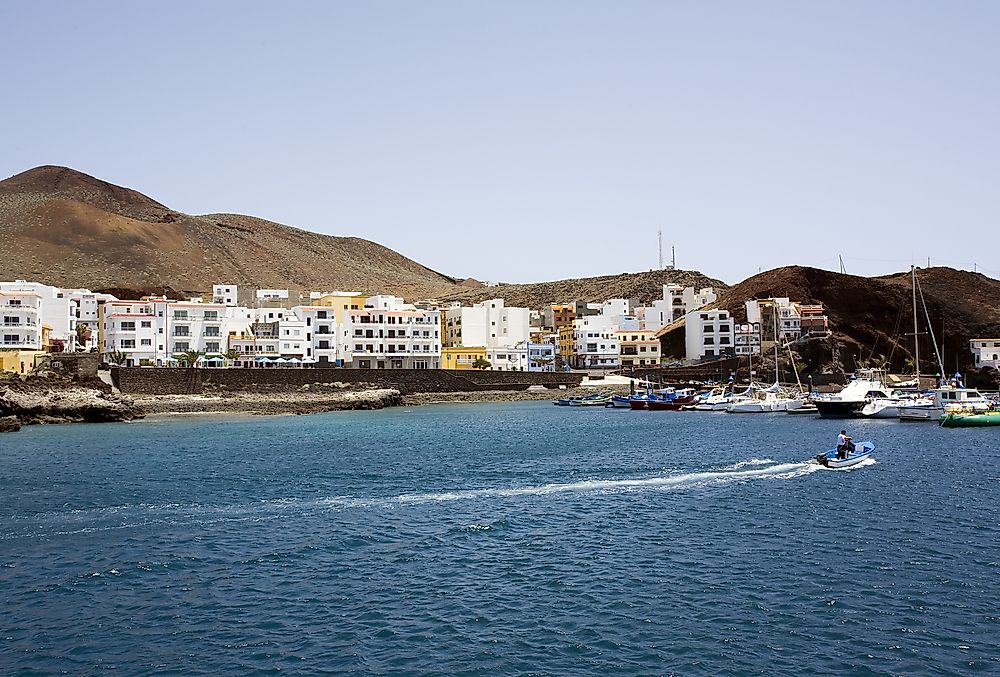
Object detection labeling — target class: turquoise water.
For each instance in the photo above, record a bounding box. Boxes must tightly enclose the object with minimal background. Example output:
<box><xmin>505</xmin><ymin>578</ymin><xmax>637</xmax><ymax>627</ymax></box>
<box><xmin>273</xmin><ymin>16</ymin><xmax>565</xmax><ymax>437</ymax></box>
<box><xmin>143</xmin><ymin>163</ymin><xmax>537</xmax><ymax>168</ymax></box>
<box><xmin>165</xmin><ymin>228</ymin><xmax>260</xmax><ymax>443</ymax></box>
<box><xmin>2</xmin><ymin>403</ymin><xmax>999</xmax><ymax>675</ymax></box>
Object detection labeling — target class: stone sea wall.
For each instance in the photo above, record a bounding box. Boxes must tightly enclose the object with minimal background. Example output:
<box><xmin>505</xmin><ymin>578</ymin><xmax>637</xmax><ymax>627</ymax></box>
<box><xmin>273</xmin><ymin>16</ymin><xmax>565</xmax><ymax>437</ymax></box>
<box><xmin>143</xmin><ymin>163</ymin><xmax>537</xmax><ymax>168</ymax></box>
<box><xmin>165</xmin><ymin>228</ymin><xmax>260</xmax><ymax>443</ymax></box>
<box><xmin>113</xmin><ymin>367</ymin><xmax>583</xmax><ymax>396</ymax></box>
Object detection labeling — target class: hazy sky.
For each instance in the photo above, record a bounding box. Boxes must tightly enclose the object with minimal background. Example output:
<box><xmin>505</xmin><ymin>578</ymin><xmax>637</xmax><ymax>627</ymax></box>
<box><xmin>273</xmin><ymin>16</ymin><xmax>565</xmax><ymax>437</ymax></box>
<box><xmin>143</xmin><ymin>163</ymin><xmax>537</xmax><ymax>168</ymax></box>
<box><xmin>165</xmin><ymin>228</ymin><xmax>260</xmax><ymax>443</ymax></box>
<box><xmin>3</xmin><ymin>1</ymin><xmax>998</xmax><ymax>284</ymax></box>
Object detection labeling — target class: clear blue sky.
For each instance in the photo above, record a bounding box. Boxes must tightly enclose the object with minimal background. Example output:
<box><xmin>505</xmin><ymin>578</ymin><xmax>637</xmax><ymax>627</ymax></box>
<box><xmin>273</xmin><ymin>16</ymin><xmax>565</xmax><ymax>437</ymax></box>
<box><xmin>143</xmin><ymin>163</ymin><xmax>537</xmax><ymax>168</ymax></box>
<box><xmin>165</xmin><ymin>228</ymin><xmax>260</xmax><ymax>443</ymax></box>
<box><xmin>3</xmin><ymin>1</ymin><xmax>998</xmax><ymax>284</ymax></box>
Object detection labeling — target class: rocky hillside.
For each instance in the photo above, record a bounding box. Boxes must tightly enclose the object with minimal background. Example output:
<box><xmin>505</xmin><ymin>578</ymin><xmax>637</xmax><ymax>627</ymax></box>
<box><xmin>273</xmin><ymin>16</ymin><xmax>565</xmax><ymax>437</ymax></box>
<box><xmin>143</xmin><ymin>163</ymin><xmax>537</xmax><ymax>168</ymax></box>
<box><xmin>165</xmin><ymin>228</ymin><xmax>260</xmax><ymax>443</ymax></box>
<box><xmin>712</xmin><ymin>265</ymin><xmax>1000</xmax><ymax>375</ymax></box>
<box><xmin>0</xmin><ymin>166</ymin><xmax>462</xmax><ymax>299</ymax></box>
<box><xmin>437</xmin><ymin>269</ymin><xmax>727</xmax><ymax>307</ymax></box>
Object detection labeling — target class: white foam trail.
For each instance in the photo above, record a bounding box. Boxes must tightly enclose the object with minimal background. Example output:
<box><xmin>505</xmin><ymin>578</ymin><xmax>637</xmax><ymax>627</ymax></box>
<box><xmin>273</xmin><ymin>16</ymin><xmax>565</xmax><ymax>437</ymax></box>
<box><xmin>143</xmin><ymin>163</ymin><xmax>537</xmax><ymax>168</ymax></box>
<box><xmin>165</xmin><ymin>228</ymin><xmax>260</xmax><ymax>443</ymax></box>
<box><xmin>391</xmin><ymin>460</ymin><xmax>816</xmax><ymax>505</ymax></box>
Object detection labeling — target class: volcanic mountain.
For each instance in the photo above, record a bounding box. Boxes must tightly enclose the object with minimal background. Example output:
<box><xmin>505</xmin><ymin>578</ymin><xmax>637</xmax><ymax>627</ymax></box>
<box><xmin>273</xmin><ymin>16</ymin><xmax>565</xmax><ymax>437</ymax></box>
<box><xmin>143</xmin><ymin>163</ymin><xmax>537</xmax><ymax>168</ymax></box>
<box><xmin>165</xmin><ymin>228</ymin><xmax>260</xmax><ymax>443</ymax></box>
<box><xmin>0</xmin><ymin>165</ymin><xmax>463</xmax><ymax>300</ymax></box>
<box><xmin>0</xmin><ymin>165</ymin><xmax>728</xmax><ymax>303</ymax></box>
<box><xmin>711</xmin><ymin>265</ymin><xmax>1000</xmax><ymax>375</ymax></box>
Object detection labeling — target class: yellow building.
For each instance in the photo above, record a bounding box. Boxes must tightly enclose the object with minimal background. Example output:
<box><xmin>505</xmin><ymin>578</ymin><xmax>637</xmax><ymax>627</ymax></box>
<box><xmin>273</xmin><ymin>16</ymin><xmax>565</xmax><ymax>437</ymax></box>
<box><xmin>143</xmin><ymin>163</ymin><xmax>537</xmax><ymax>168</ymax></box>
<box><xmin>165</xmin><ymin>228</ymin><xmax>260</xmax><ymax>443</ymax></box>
<box><xmin>558</xmin><ymin>325</ymin><xmax>576</xmax><ymax>366</ymax></box>
<box><xmin>442</xmin><ymin>346</ymin><xmax>488</xmax><ymax>370</ymax></box>
<box><xmin>551</xmin><ymin>304</ymin><xmax>575</xmax><ymax>333</ymax></box>
<box><xmin>313</xmin><ymin>292</ymin><xmax>368</xmax><ymax>325</ymax></box>
<box><xmin>0</xmin><ymin>350</ymin><xmax>46</xmax><ymax>374</ymax></box>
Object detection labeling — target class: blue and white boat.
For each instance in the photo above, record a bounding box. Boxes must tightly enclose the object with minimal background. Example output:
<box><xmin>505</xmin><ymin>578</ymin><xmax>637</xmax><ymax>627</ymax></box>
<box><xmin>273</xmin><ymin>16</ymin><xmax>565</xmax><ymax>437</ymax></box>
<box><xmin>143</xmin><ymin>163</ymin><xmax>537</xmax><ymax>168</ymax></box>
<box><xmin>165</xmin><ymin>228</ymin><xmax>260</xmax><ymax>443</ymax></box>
<box><xmin>815</xmin><ymin>441</ymin><xmax>875</xmax><ymax>468</ymax></box>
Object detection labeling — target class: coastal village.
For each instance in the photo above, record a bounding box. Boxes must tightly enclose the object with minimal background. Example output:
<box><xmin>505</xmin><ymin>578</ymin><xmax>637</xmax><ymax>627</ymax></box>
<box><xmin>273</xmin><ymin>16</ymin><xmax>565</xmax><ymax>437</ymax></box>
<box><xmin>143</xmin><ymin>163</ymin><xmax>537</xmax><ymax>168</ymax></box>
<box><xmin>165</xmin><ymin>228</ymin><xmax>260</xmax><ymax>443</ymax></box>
<box><xmin>5</xmin><ymin>276</ymin><xmax>1000</xmax><ymax>379</ymax></box>
<box><xmin>2</xmin><ymin>277</ymin><xmax>837</xmax><ymax>373</ymax></box>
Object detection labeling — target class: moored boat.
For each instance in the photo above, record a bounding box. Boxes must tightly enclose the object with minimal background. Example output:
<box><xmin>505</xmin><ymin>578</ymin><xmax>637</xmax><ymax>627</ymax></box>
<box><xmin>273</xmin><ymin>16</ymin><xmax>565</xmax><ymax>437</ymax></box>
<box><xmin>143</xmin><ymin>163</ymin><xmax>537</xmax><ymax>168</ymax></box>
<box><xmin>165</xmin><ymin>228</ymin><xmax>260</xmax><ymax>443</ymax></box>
<box><xmin>814</xmin><ymin>369</ymin><xmax>892</xmax><ymax>418</ymax></box>
<box><xmin>815</xmin><ymin>441</ymin><xmax>875</xmax><ymax>468</ymax></box>
<box><xmin>939</xmin><ymin>411</ymin><xmax>1000</xmax><ymax>427</ymax></box>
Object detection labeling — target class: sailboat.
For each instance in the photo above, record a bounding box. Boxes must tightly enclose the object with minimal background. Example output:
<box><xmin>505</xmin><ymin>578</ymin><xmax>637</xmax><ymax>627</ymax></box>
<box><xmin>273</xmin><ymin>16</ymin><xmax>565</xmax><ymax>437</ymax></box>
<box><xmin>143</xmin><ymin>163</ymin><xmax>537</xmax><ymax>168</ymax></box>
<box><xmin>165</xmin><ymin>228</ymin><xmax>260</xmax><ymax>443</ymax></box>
<box><xmin>726</xmin><ymin>309</ymin><xmax>804</xmax><ymax>413</ymax></box>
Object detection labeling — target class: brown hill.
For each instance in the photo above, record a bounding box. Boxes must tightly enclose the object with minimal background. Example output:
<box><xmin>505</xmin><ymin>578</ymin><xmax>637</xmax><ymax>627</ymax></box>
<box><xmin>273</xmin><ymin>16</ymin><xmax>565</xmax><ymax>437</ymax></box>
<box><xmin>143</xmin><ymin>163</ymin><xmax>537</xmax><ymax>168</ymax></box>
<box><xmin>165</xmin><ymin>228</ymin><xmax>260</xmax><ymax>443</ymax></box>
<box><xmin>0</xmin><ymin>166</ymin><xmax>461</xmax><ymax>299</ymax></box>
<box><xmin>712</xmin><ymin>265</ymin><xmax>1000</xmax><ymax>375</ymax></box>
<box><xmin>437</xmin><ymin>269</ymin><xmax>727</xmax><ymax>307</ymax></box>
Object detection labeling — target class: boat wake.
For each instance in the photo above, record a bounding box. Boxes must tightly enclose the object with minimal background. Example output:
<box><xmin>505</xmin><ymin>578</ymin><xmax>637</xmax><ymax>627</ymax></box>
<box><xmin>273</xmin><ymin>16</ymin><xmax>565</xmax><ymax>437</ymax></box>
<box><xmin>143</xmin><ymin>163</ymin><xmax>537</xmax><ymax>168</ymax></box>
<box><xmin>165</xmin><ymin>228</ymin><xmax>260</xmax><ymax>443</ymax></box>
<box><xmin>386</xmin><ymin>459</ymin><xmax>823</xmax><ymax>505</ymax></box>
<box><xmin>2</xmin><ymin>459</ymin><xmax>842</xmax><ymax>540</ymax></box>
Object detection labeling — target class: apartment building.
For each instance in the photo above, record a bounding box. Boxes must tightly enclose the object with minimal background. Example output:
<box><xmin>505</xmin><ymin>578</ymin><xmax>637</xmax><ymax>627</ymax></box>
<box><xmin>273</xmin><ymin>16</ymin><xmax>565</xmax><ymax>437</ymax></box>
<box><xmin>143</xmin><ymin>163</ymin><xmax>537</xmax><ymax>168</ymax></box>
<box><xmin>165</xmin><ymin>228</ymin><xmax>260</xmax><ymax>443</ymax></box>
<box><xmin>346</xmin><ymin>295</ymin><xmax>441</xmax><ymax>369</ymax></box>
<box><xmin>617</xmin><ymin>329</ymin><xmax>661</xmax><ymax>368</ymax></box>
<box><xmin>684</xmin><ymin>309</ymin><xmax>734</xmax><ymax>361</ymax></box>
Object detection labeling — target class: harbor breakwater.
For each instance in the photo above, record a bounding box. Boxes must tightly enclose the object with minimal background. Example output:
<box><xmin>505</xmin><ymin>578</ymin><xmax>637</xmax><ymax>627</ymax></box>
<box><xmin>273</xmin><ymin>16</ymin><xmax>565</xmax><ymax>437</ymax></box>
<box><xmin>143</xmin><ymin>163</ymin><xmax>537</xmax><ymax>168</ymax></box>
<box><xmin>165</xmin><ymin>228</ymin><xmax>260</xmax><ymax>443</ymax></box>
<box><xmin>113</xmin><ymin>367</ymin><xmax>584</xmax><ymax>396</ymax></box>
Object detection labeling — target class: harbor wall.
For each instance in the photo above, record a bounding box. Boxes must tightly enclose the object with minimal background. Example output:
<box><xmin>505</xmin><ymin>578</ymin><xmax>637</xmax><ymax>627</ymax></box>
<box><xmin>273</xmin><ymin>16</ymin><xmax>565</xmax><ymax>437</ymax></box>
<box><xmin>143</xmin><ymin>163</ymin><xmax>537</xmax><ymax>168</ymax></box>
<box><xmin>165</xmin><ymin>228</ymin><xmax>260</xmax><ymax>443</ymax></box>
<box><xmin>112</xmin><ymin>367</ymin><xmax>583</xmax><ymax>396</ymax></box>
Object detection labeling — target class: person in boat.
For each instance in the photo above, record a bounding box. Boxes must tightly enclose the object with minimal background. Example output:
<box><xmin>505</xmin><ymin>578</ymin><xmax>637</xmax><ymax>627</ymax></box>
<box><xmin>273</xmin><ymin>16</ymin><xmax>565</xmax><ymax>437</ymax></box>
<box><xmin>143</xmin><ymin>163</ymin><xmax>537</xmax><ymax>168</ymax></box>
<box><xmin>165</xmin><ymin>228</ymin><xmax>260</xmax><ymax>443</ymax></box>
<box><xmin>836</xmin><ymin>430</ymin><xmax>853</xmax><ymax>459</ymax></box>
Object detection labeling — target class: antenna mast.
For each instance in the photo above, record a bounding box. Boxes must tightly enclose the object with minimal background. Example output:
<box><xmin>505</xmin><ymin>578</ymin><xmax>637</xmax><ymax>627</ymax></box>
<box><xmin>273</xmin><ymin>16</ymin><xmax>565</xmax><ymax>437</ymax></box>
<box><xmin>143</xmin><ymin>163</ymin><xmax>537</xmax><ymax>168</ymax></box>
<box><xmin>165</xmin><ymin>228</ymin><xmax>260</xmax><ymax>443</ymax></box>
<box><xmin>658</xmin><ymin>229</ymin><xmax>663</xmax><ymax>269</ymax></box>
<box><xmin>671</xmin><ymin>245</ymin><xmax>676</xmax><ymax>270</ymax></box>
<box><xmin>839</xmin><ymin>255</ymin><xmax>846</xmax><ymax>274</ymax></box>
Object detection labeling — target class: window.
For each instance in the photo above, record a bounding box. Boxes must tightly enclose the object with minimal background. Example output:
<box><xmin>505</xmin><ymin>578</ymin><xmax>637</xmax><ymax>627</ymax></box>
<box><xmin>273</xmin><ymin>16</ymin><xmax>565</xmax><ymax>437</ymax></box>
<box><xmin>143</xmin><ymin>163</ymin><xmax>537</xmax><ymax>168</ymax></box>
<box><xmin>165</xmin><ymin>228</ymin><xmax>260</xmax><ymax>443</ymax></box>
<box><xmin>141</xmin><ymin>338</ymin><xmax>152</xmax><ymax>346</ymax></box>
<box><xmin>173</xmin><ymin>342</ymin><xmax>189</xmax><ymax>352</ymax></box>
<box><xmin>204</xmin><ymin>327</ymin><xmax>220</xmax><ymax>337</ymax></box>
<box><xmin>205</xmin><ymin>342</ymin><xmax>220</xmax><ymax>352</ymax></box>
<box><xmin>141</xmin><ymin>321</ymin><xmax>151</xmax><ymax>328</ymax></box>
<box><xmin>174</xmin><ymin>327</ymin><xmax>189</xmax><ymax>337</ymax></box>
<box><xmin>121</xmin><ymin>339</ymin><xmax>135</xmax><ymax>348</ymax></box>
<box><xmin>204</xmin><ymin>312</ymin><xmax>218</xmax><ymax>321</ymax></box>
<box><xmin>120</xmin><ymin>321</ymin><xmax>136</xmax><ymax>331</ymax></box>
<box><xmin>174</xmin><ymin>311</ymin><xmax>188</xmax><ymax>320</ymax></box>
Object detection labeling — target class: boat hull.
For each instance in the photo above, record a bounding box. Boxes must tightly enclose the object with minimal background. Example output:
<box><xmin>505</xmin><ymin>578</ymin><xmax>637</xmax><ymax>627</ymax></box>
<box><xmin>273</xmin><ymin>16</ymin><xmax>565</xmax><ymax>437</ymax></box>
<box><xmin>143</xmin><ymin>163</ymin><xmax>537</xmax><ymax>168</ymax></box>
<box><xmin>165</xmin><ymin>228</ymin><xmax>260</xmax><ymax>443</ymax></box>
<box><xmin>816</xmin><ymin>441</ymin><xmax>875</xmax><ymax>468</ymax></box>
<box><xmin>940</xmin><ymin>411</ymin><xmax>1000</xmax><ymax>427</ymax></box>
<box><xmin>646</xmin><ymin>396</ymin><xmax>694</xmax><ymax>411</ymax></box>
<box><xmin>814</xmin><ymin>400</ymin><xmax>866</xmax><ymax>418</ymax></box>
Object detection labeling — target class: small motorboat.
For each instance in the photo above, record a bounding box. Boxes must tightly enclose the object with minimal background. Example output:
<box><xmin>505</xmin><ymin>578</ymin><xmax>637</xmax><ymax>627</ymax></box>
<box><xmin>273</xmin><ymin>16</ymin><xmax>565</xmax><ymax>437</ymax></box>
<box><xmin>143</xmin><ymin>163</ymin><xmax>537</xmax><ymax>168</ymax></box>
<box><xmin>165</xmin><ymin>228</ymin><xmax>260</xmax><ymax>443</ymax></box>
<box><xmin>815</xmin><ymin>441</ymin><xmax>875</xmax><ymax>468</ymax></box>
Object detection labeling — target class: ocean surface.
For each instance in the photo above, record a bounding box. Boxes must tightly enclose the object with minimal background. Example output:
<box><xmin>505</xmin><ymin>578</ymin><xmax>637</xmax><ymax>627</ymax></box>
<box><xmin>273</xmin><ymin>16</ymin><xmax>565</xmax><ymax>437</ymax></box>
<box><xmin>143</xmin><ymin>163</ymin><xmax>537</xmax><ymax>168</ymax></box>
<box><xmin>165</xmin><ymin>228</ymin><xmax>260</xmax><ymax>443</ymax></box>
<box><xmin>2</xmin><ymin>402</ymin><xmax>999</xmax><ymax>676</ymax></box>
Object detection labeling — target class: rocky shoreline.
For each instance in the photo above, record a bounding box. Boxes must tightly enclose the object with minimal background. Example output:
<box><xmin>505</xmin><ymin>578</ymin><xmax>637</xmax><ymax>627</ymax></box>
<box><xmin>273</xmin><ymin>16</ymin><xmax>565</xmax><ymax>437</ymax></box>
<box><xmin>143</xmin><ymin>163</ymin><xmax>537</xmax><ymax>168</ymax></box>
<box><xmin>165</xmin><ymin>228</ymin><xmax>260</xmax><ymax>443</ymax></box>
<box><xmin>0</xmin><ymin>376</ymin><xmax>144</xmax><ymax>431</ymax></box>
<box><xmin>0</xmin><ymin>375</ymin><xmax>630</xmax><ymax>432</ymax></box>
<box><xmin>136</xmin><ymin>388</ymin><xmax>403</xmax><ymax>417</ymax></box>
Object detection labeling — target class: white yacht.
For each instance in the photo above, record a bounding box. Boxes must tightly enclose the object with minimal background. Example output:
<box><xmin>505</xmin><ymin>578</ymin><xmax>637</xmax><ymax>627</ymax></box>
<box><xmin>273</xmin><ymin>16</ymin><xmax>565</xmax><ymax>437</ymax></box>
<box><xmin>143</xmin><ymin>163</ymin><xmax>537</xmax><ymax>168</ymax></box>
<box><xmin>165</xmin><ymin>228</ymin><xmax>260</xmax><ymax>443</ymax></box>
<box><xmin>813</xmin><ymin>369</ymin><xmax>892</xmax><ymax>418</ymax></box>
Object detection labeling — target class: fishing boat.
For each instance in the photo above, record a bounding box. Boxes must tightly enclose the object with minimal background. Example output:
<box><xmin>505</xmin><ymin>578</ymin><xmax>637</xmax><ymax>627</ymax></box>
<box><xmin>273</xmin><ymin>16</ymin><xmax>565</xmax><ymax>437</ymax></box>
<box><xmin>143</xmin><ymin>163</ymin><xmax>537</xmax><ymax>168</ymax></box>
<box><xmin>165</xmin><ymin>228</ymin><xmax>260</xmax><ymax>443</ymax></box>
<box><xmin>897</xmin><ymin>377</ymin><xmax>992</xmax><ymax>421</ymax></box>
<box><xmin>553</xmin><ymin>392</ymin><xmax>612</xmax><ymax>407</ymax></box>
<box><xmin>939</xmin><ymin>410</ymin><xmax>1000</xmax><ymax>427</ymax></box>
<box><xmin>646</xmin><ymin>390</ymin><xmax>698</xmax><ymax>411</ymax></box>
<box><xmin>608</xmin><ymin>395</ymin><xmax>634</xmax><ymax>408</ymax></box>
<box><xmin>815</xmin><ymin>441</ymin><xmax>875</xmax><ymax>468</ymax></box>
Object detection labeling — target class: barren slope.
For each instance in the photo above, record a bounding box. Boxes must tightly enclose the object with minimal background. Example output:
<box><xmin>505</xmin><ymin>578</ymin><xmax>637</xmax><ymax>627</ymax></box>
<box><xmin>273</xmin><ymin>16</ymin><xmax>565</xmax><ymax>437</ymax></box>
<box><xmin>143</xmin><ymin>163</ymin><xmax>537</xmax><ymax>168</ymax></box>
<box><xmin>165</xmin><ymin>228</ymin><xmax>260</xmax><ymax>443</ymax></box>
<box><xmin>0</xmin><ymin>166</ymin><xmax>461</xmax><ymax>298</ymax></box>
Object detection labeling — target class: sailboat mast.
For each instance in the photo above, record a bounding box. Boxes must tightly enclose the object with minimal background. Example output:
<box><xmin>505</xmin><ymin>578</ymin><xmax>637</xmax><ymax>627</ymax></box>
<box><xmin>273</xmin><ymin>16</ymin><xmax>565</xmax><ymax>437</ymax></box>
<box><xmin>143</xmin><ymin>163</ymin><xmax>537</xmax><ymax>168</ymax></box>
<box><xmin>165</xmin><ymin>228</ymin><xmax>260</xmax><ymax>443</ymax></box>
<box><xmin>773</xmin><ymin>306</ymin><xmax>780</xmax><ymax>384</ymax></box>
<box><xmin>912</xmin><ymin>265</ymin><xmax>920</xmax><ymax>386</ymax></box>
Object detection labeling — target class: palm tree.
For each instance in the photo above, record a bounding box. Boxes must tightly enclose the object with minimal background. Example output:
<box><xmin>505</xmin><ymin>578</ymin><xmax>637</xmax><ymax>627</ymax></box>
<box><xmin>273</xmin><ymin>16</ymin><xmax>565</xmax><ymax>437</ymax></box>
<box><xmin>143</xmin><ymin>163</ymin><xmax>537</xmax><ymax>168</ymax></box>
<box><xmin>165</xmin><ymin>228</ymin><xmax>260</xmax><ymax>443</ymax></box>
<box><xmin>472</xmin><ymin>356</ymin><xmax>491</xmax><ymax>370</ymax></box>
<box><xmin>224</xmin><ymin>348</ymin><xmax>240</xmax><ymax>368</ymax></box>
<box><xmin>177</xmin><ymin>350</ymin><xmax>203</xmax><ymax>368</ymax></box>
<box><xmin>107</xmin><ymin>350</ymin><xmax>128</xmax><ymax>366</ymax></box>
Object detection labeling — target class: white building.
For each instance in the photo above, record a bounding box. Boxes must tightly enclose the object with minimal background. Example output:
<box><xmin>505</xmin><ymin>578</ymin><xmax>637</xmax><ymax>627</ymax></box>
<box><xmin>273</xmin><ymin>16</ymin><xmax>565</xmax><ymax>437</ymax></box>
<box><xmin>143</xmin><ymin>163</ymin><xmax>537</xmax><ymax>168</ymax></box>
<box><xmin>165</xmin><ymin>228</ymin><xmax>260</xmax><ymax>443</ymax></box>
<box><xmin>642</xmin><ymin>285</ymin><xmax>719</xmax><ymax>332</ymax></box>
<box><xmin>734</xmin><ymin>323</ymin><xmax>762</xmax><ymax>355</ymax></box>
<box><xmin>444</xmin><ymin>298</ymin><xmax>530</xmax><ymax>349</ymax></box>
<box><xmin>294</xmin><ymin>306</ymin><xmax>341</xmax><ymax>366</ymax></box>
<box><xmin>102</xmin><ymin>299</ymin><xmax>253</xmax><ymax>366</ymax></box>
<box><xmin>257</xmin><ymin>289</ymin><xmax>290</xmax><ymax>304</ymax></box>
<box><xmin>212</xmin><ymin>284</ymin><xmax>239</xmax><ymax>307</ymax></box>
<box><xmin>1</xmin><ymin>289</ymin><xmax>43</xmax><ymax>350</ymax></box>
<box><xmin>346</xmin><ymin>295</ymin><xmax>441</xmax><ymax>369</ymax></box>
<box><xmin>527</xmin><ymin>342</ymin><xmax>557</xmax><ymax>372</ymax></box>
<box><xmin>486</xmin><ymin>345</ymin><xmax>529</xmax><ymax>371</ymax></box>
<box><xmin>970</xmin><ymin>339</ymin><xmax>1000</xmax><ymax>369</ymax></box>
<box><xmin>572</xmin><ymin>328</ymin><xmax>620</xmax><ymax>369</ymax></box>
<box><xmin>67</xmin><ymin>289</ymin><xmax>117</xmax><ymax>351</ymax></box>
<box><xmin>0</xmin><ymin>280</ymin><xmax>80</xmax><ymax>350</ymax></box>
<box><xmin>685</xmin><ymin>309</ymin><xmax>734</xmax><ymax>362</ymax></box>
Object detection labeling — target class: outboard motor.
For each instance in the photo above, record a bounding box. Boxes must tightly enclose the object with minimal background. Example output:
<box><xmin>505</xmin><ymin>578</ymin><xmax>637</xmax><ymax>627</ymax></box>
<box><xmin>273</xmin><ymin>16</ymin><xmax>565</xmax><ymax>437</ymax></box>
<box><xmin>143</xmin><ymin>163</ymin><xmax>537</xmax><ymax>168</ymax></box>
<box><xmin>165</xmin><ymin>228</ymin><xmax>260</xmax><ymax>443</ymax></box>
<box><xmin>816</xmin><ymin>453</ymin><xmax>829</xmax><ymax>467</ymax></box>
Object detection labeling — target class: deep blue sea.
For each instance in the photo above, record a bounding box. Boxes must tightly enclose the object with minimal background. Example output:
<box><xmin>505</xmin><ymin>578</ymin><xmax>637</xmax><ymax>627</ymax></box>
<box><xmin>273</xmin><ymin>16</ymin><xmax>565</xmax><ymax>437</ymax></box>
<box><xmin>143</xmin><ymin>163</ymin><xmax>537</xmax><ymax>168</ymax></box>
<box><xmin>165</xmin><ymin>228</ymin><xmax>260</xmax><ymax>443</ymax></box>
<box><xmin>2</xmin><ymin>402</ymin><xmax>999</xmax><ymax>676</ymax></box>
